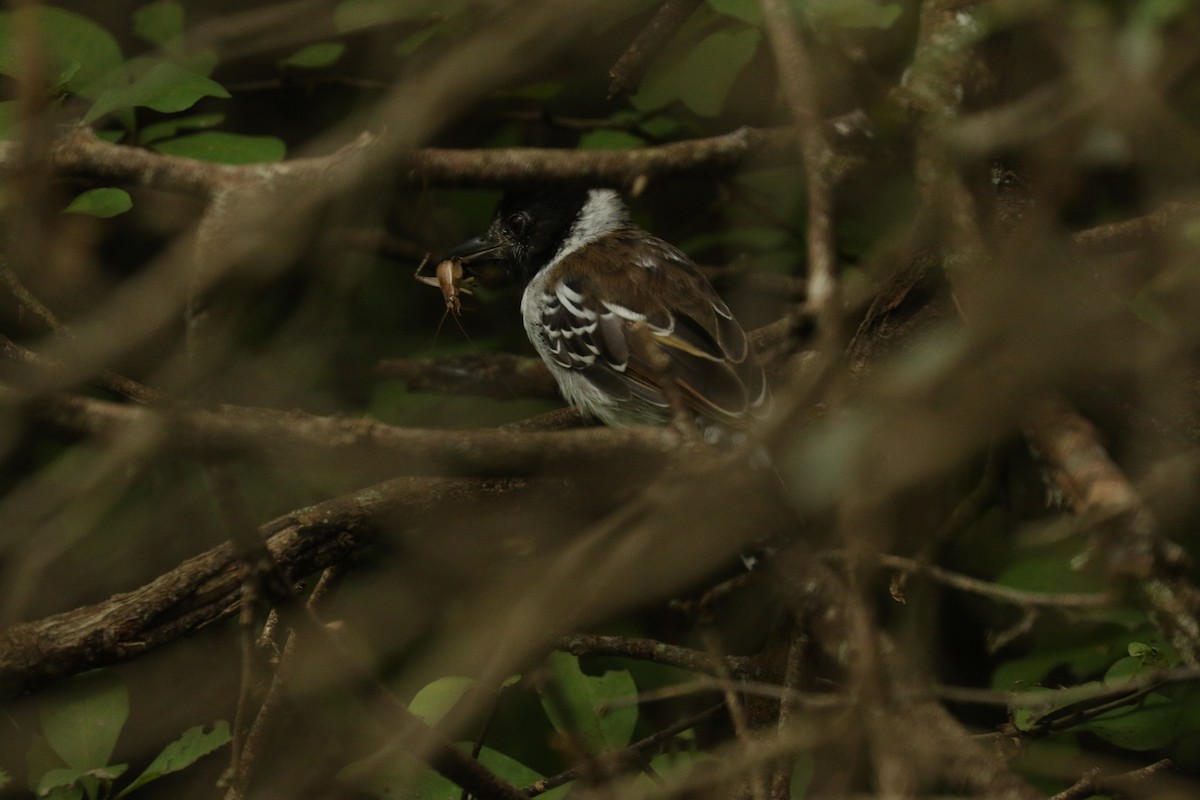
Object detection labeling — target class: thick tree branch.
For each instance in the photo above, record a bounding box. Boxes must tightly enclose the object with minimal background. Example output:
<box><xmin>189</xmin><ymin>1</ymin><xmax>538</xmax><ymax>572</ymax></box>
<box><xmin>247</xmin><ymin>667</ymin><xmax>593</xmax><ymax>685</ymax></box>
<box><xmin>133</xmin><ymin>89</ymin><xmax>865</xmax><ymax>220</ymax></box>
<box><xmin>0</xmin><ymin>475</ymin><xmax>529</xmax><ymax>695</ymax></box>
<box><xmin>8</xmin><ymin>388</ymin><xmax>683</xmax><ymax>477</ymax></box>
<box><xmin>4</xmin><ymin>123</ymin><xmax>879</xmax><ymax>199</ymax></box>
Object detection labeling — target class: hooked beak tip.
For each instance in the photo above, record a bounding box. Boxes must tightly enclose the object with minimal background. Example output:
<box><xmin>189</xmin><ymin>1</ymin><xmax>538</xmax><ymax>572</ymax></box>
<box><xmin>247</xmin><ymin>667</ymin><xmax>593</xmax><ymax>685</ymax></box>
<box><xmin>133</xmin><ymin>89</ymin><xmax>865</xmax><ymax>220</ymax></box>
<box><xmin>445</xmin><ymin>234</ymin><xmax>507</xmax><ymax>265</ymax></box>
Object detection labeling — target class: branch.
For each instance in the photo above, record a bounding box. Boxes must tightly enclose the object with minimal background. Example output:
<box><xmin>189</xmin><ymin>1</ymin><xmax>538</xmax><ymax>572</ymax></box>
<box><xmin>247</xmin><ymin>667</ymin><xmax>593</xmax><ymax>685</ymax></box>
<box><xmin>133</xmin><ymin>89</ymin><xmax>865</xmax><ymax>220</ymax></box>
<box><xmin>9</xmin><ymin>388</ymin><xmax>683</xmax><ymax>477</ymax></box>
<box><xmin>376</xmin><ymin>317</ymin><xmax>799</xmax><ymax>401</ymax></box>
<box><xmin>1072</xmin><ymin>201</ymin><xmax>1200</xmax><ymax>254</ymax></box>
<box><xmin>375</xmin><ymin>352</ymin><xmax>560</xmax><ymax>401</ymax></box>
<box><xmin>306</xmin><ymin>615</ymin><xmax>531</xmax><ymax>800</ymax></box>
<box><xmin>757</xmin><ymin>0</ymin><xmax>839</xmax><ymax>343</ymax></box>
<box><xmin>523</xmin><ymin>703</ymin><xmax>725</xmax><ymax>797</ymax></box>
<box><xmin>13</xmin><ymin>123</ymin><xmax>878</xmax><ymax>199</ymax></box>
<box><xmin>402</xmin><ymin>127</ymin><xmax>801</xmax><ymax>190</ymax></box>
<box><xmin>1023</xmin><ymin>396</ymin><xmax>1200</xmax><ymax>664</ymax></box>
<box><xmin>554</xmin><ymin>633</ymin><xmax>754</xmax><ymax>678</ymax></box>
<box><xmin>1049</xmin><ymin>759</ymin><xmax>1174</xmax><ymax>800</ymax></box>
<box><xmin>0</xmin><ymin>475</ymin><xmax>529</xmax><ymax>695</ymax></box>
<box><xmin>607</xmin><ymin>0</ymin><xmax>704</xmax><ymax>98</ymax></box>
<box><xmin>865</xmin><ymin>551</ymin><xmax>1110</xmax><ymax>609</ymax></box>
<box><xmin>0</xmin><ymin>281</ymin><xmax>163</xmax><ymax>405</ymax></box>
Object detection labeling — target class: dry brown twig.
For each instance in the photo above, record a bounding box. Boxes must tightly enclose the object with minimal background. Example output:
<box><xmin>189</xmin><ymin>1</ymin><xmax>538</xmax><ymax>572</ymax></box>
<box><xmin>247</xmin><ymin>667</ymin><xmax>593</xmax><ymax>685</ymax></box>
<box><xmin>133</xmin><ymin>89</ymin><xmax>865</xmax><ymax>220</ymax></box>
<box><xmin>1048</xmin><ymin>759</ymin><xmax>1175</xmax><ymax>800</ymax></box>
<box><xmin>757</xmin><ymin>0</ymin><xmax>840</xmax><ymax>345</ymax></box>
<box><xmin>607</xmin><ymin>0</ymin><xmax>704</xmax><ymax>99</ymax></box>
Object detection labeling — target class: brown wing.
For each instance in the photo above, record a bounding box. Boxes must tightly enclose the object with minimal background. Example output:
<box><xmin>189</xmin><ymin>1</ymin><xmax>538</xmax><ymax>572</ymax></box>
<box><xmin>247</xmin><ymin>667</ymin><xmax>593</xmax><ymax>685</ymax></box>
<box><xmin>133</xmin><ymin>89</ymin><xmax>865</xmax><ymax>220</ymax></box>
<box><xmin>537</xmin><ymin>231</ymin><xmax>769</xmax><ymax>427</ymax></box>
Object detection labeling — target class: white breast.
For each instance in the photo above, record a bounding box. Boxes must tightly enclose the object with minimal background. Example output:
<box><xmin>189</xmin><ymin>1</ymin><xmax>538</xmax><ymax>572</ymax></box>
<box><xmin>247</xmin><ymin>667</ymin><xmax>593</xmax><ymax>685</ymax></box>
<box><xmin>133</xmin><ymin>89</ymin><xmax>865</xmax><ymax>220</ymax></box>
<box><xmin>522</xmin><ymin>270</ymin><xmax>623</xmax><ymax>423</ymax></box>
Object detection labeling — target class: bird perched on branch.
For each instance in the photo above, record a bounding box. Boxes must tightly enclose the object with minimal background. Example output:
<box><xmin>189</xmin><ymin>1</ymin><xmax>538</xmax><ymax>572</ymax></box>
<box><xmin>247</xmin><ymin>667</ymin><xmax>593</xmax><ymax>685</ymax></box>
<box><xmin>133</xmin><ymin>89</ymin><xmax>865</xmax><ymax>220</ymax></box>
<box><xmin>446</xmin><ymin>188</ymin><xmax>769</xmax><ymax>436</ymax></box>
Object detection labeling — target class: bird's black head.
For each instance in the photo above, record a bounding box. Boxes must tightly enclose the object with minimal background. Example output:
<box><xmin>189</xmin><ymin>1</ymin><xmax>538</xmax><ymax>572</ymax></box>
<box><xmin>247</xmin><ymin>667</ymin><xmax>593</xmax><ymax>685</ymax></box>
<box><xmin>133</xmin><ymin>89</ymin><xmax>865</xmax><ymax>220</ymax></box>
<box><xmin>446</xmin><ymin>188</ymin><xmax>623</xmax><ymax>284</ymax></box>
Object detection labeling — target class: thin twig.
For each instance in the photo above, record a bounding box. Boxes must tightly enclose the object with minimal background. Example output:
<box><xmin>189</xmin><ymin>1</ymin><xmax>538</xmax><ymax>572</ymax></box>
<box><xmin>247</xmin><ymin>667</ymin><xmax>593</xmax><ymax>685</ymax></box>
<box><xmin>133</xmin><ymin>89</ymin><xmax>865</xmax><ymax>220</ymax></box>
<box><xmin>769</xmin><ymin>618</ymin><xmax>806</xmax><ymax>800</ymax></box>
<box><xmin>701</xmin><ymin>628</ymin><xmax>766</xmax><ymax>800</ymax></box>
<box><xmin>304</xmin><ymin>612</ymin><xmax>530</xmax><ymax>800</ymax></box>
<box><xmin>1048</xmin><ymin>759</ymin><xmax>1173</xmax><ymax>800</ymax></box>
<box><xmin>202</xmin><ymin>463</ymin><xmax>294</xmax><ymax>783</ymax></box>
<box><xmin>231</xmin><ymin>566</ymin><xmax>348</xmax><ymax>799</ymax></box>
<box><xmin>0</xmin><ymin>272</ymin><xmax>164</xmax><ymax>404</ymax></box>
<box><xmin>9</xmin><ymin>387</ymin><xmax>683</xmax><ymax>477</ymax></box>
<box><xmin>847</xmin><ymin>551</ymin><xmax>1111</xmax><ymax>609</ymax></box>
<box><xmin>554</xmin><ymin>633</ymin><xmax>754</xmax><ymax>678</ymax></box>
<box><xmin>607</xmin><ymin>0</ymin><xmax>704</xmax><ymax>98</ymax></box>
<box><xmin>756</xmin><ymin>0</ymin><xmax>840</xmax><ymax>345</ymax></box>
<box><xmin>523</xmin><ymin>703</ymin><xmax>725</xmax><ymax>797</ymax></box>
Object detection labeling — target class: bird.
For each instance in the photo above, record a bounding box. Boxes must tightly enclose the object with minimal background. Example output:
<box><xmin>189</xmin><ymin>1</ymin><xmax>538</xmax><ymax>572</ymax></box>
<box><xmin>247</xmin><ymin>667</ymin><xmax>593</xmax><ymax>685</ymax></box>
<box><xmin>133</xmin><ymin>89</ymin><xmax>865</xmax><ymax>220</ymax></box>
<box><xmin>446</xmin><ymin>188</ymin><xmax>769</xmax><ymax>435</ymax></box>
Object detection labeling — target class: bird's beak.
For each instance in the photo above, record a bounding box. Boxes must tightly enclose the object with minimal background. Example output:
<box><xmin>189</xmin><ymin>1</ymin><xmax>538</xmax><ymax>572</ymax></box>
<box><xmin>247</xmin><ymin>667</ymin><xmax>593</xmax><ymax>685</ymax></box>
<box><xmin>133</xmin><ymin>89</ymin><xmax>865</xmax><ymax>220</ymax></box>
<box><xmin>445</xmin><ymin>233</ymin><xmax>509</xmax><ymax>266</ymax></box>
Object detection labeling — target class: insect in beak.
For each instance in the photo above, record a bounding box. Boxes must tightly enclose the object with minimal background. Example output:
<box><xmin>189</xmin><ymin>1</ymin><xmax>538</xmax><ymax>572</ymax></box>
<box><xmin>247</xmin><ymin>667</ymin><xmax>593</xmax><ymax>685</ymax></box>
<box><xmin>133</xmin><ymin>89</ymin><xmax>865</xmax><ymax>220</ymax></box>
<box><xmin>414</xmin><ymin>256</ymin><xmax>476</xmax><ymax>315</ymax></box>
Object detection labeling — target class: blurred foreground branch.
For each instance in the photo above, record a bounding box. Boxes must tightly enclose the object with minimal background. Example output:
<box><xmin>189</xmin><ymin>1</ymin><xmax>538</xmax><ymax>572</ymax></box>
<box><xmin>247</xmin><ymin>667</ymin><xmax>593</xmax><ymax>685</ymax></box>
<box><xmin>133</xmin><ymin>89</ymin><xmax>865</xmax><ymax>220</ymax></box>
<box><xmin>0</xmin><ymin>475</ymin><xmax>528</xmax><ymax>695</ymax></box>
<box><xmin>0</xmin><ymin>123</ymin><xmax>879</xmax><ymax>199</ymax></box>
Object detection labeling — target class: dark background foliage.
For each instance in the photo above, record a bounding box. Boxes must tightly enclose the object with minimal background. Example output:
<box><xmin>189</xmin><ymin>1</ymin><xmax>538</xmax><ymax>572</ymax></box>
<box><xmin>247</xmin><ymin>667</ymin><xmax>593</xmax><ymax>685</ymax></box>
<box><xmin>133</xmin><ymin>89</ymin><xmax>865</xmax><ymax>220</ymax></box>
<box><xmin>1</xmin><ymin>0</ymin><xmax>1200</xmax><ymax>799</ymax></box>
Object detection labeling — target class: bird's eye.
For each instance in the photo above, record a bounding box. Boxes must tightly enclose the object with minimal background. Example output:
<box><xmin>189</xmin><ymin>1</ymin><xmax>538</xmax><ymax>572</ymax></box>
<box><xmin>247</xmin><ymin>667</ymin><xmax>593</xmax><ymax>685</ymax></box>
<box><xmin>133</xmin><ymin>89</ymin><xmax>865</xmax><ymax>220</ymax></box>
<box><xmin>507</xmin><ymin>212</ymin><xmax>530</xmax><ymax>234</ymax></box>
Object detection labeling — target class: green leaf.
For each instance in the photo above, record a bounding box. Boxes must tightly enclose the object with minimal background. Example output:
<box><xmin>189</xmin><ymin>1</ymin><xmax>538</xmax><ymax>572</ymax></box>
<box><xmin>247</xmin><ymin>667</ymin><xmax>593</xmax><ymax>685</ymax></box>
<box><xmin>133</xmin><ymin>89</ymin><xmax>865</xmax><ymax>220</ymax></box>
<box><xmin>152</xmin><ymin>132</ymin><xmax>286</xmax><ymax>164</ymax></box>
<box><xmin>993</xmin><ymin>542</ymin><xmax>1104</xmax><ymax>595</ymax></box>
<box><xmin>408</xmin><ymin>747</ymin><xmax>569</xmax><ymax>800</ymax></box>
<box><xmin>0</xmin><ymin>767</ymin><xmax>9</xmax><ymax>790</ymax></box>
<box><xmin>37</xmin><ymin>765</ymin><xmax>128</xmax><ymax>796</ymax></box>
<box><xmin>139</xmin><ymin>112</ymin><xmax>225</xmax><ymax>145</ymax></box>
<box><xmin>1103</xmin><ymin>641</ymin><xmax>1177</xmax><ymax>682</ymax></box>
<box><xmin>538</xmin><ymin>652</ymin><xmax>637</xmax><ymax>755</ymax></box>
<box><xmin>1130</xmin><ymin>640</ymin><xmax>1177</xmax><ymax>666</ymax></box>
<box><xmin>579</xmin><ymin>129</ymin><xmax>645</xmax><ymax>150</ymax></box>
<box><xmin>1104</xmin><ymin>656</ymin><xmax>1147</xmax><ymax>682</ymax></box>
<box><xmin>35</xmin><ymin>768</ymin><xmax>87</xmax><ymax>800</ymax></box>
<box><xmin>84</xmin><ymin>62</ymin><xmax>230</xmax><ymax>124</ymax></box>
<box><xmin>708</xmin><ymin>0</ymin><xmax>761</xmax><ymax>24</ymax></box>
<box><xmin>408</xmin><ymin>677</ymin><xmax>476</xmax><ymax>726</ymax></box>
<box><xmin>133</xmin><ymin>1</ymin><xmax>184</xmax><ymax>47</ymax></box>
<box><xmin>0</xmin><ymin>8</ymin><xmax>124</xmax><ymax>97</ymax></box>
<box><xmin>178</xmin><ymin>48</ymin><xmax>220</xmax><ymax>78</ymax></box>
<box><xmin>992</xmin><ymin>637</ymin><xmax>1125</xmax><ymax>692</ymax></box>
<box><xmin>633</xmin><ymin>25</ymin><xmax>761</xmax><ymax>117</ymax></box>
<box><xmin>1009</xmin><ymin>686</ymin><xmax>1061</xmax><ymax>732</ymax></box>
<box><xmin>639</xmin><ymin>114</ymin><xmax>681</xmax><ymax>139</ymax></box>
<box><xmin>39</xmin><ymin>671</ymin><xmax>129</xmax><ymax>770</ymax></box>
<box><xmin>116</xmin><ymin>722</ymin><xmax>229</xmax><ymax>797</ymax></box>
<box><xmin>807</xmin><ymin>0</ymin><xmax>903</xmax><ymax>29</ymax></box>
<box><xmin>64</xmin><ymin>188</ymin><xmax>133</xmax><ymax>218</ymax></box>
<box><xmin>42</xmin><ymin>785</ymin><xmax>84</xmax><ymax>800</ymax></box>
<box><xmin>1083</xmin><ymin>692</ymin><xmax>1186</xmax><ymax>751</ymax></box>
<box><xmin>280</xmin><ymin>42</ymin><xmax>346</xmax><ymax>69</ymax></box>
